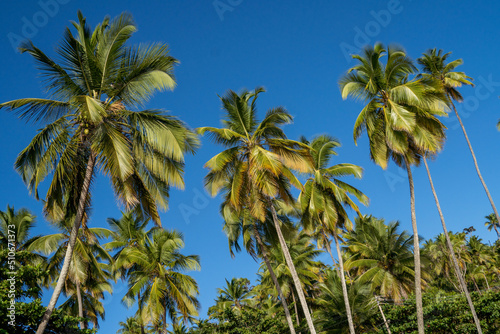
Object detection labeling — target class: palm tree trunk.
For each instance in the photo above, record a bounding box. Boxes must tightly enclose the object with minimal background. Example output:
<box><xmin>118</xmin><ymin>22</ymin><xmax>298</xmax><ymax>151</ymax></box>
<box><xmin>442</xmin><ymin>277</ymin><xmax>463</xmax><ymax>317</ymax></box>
<box><xmin>483</xmin><ymin>273</ymin><xmax>490</xmax><ymax>290</ymax></box>
<box><xmin>451</xmin><ymin>101</ymin><xmax>500</xmax><ymax>225</ymax></box>
<box><xmin>333</xmin><ymin>233</ymin><xmax>356</xmax><ymax>334</ymax></box>
<box><xmin>163</xmin><ymin>304</ymin><xmax>168</xmax><ymax>334</ymax></box>
<box><xmin>291</xmin><ymin>290</ymin><xmax>301</xmax><ymax>328</ymax></box>
<box><xmin>404</xmin><ymin>158</ymin><xmax>424</xmax><ymax>334</ymax></box>
<box><xmin>268</xmin><ymin>201</ymin><xmax>317</xmax><ymax>334</ymax></box>
<box><xmin>76</xmin><ymin>282</ymin><xmax>85</xmax><ymax>330</ymax></box>
<box><xmin>322</xmin><ymin>230</ymin><xmax>341</xmax><ymax>277</ymax></box>
<box><xmin>252</xmin><ymin>221</ymin><xmax>297</xmax><ymax>334</ymax></box>
<box><xmin>473</xmin><ymin>277</ymin><xmax>481</xmax><ymax>294</ymax></box>
<box><xmin>375</xmin><ymin>295</ymin><xmax>391</xmax><ymax>334</ymax></box>
<box><xmin>493</xmin><ymin>224</ymin><xmax>500</xmax><ymax>239</ymax></box>
<box><xmin>423</xmin><ymin>157</ymin><xmax>483</xmax><ymax>333</ymax></box>
<box><xmin>36</xmin><ymin>153</ymin><xmax>96</xmax><ymax>334</ymax></box>
<box><xmin>138</xmin><ymin>292</ymin><xmax>146</xmax><ymax>334</ymax></box>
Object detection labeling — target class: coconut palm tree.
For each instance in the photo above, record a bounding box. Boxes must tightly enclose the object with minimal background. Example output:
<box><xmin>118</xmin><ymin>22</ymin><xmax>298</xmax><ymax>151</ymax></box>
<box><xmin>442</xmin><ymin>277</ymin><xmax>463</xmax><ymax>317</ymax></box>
<box><xmin>485</xmin><ymin>213</ymin><xmax>499</xmax><ymax>239</ymax></box>
<box><xmin>418</xmin><ymin>49</ymin><xmax>499</xmax><ymax>226</ymax></box>
<box><xmin>314</xmin><ymin>269</ymin><xmax>377</xmax><ymax>334</ymax></box>
<box><xmin>117</xmin><ymin>316</ymin><xmax>143</xmax><ymax>334</ymax></box>
<box><xmin>298</xmin><ymin>135</ymin><xmax>369</xmax><ymax>334</ymax></box>
<box><xmin>0</xmin><ymin>12</ymin><xmax>198</xmax><ymax>333</ymax></box>
<box><xmin>199</xmin><ymin>87</ymin><xmax>318</xmax><ymax>333</ymax></box>
<box><xmin>340</xmin><ymin>43</ymin><xmax>447</xmax><ymax>334</ymax></box>
<box><xmin>106</xmin><ymin>212</ymin><xmax>151</xmax><ymax>334</ymax></box>
<box><xmin>0</xmin><ymin>205</ymin><xmax>44</xmax><ymax>265</ymax></box>
<box><xmin>117</xmin><ymin>228</ymin><xmax>200</xmax><ymax>333</ymax></box>
<box><xmin>208</xmin><ymin>278</ymin><xmax>255</xmax><ymax>318</ymax></box>
<box><xmin>28</xmin><ymin>216</ymin><xmax>113</xmax><ymax>329</ymax></box>
<box><xmin>258</xmin><ymin>228</ymin><xmax>323</xmax><ymax>329</ymax></box>
<box><xmin>423</xmin><ymin>232</ymin><xmax>468</xmax><ymax>292</ymax></box>
<box><xmin>221</xmin><ymin>200</ymin><xmax>298</xmax><ymax>333</ymax></box>
<box><xmin>344</xmin><ymin>216</ymin><xmax>421</xmax><ymax>302</ymax></box>
<box><xmin>0</xmin><ymin>205</ymin><xmax>36</xmax><ymax>249</ymax></box>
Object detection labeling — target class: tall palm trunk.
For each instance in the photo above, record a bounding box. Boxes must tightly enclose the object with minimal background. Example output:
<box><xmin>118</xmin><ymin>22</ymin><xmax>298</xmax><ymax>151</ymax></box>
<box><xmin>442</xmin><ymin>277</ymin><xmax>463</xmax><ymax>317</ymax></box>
<box><xmin>404</xmin><ymin>158</ymin><xmax>424</xmax><ymax>334</ymax></box>
<box><xmin>423</xmin><ymin>157</ymin><xmax>483</xmax><ymax>333</ymax></box>
<box><xmin>291</xmin><ymin>289</ymin><xmax>301</xmax><ymax>328</ymax></box>
<box><xmin>333</xmin><ymin>233</ymin><xmax>356</xmax><ymax>334</ymax></box>
<box><xmin>375</xmin><ymin>295</ymin><xmax>392</xmax><ymax>334</ymax></box>
<box><xmin>76</xmin><ymin>282</ymin><xmax>85</xmax><ymax>329</ymax></box>
<box><xmin>451</xmin><ymin>100</ymin><xmax>500</xmax><ymax>225</ymax></box>
<box><xmin>36</xmin><ymin>153</ymin><xmax>96</xmax><ymax>334</ymax></box>
<box><xmin>252</xmin><ymin>222</ymin><xmax>296</xmax><ymax>334</ymax></box>
<box><xmin>268</xmin><ymin>202</ymin><xmax>317</xmax><ymax>334</ymax></box>
<box><xmin>138</xmin><ymin>291</ymin><xmax>146</xmax><ymax>334</ymax></box>
<box><xmin>322</xmin><ymin>230</ymin><xmax>341</xmax><ymax>277</ymax></box>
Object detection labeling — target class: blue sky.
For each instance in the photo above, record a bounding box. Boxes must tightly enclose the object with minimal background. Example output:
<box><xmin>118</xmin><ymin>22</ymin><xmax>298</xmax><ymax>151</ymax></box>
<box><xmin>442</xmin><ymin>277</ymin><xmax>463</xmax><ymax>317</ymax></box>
<box><xmin>1</xmin><ymin>0</ymin><xmax>499</xmax><ymax>332</ymax></box>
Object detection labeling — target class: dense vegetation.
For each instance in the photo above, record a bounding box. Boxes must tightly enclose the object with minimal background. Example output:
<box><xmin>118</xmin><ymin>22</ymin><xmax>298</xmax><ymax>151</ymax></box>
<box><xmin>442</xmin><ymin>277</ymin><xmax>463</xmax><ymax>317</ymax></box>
<box><xmin>0</xmin><ymin>11</ymin><xmax>499</xmax><ymax>334</ymax></box>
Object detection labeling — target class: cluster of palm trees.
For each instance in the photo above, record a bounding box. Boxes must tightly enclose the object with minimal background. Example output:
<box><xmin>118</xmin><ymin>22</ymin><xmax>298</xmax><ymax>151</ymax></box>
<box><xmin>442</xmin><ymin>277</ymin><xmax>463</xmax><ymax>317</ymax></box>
<box><xmin>191</xmin><ymin>215</ymin><xmax>500</xmax><ymax>333</ymax></box>
<box><xmin>1</xmin><ymin>10</ymin><xmax>499</xmax><ymax>334</ymax></box>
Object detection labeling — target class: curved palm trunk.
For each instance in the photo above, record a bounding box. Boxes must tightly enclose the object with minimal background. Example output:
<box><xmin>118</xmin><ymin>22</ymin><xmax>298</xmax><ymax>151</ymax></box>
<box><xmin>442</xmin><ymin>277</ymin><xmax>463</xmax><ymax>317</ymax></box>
<box><xmin>451</xmin><ymin>101</ymin><xmax>500</xmax><ymax>225</ymax></box>
<box><xmin>268</xmin><ymin>202</ymin><xmax>317</xmax><ymax>334</ymax></box>
<box><xmin>36</xmin><ymin>153</ymin><xmax>96</xmax><ymax>334</ymax></box>
<box><xmin>423</xmin><ymin>157</ymin><xmax>483</xmax><ymax>333</ymax></box>
<box><xmin>252</xmin><ymin>222</ymin><xmax>296</xmax><ymax>334</ymax></box>
<box><xmin>404</xmin><ymin>159</ymin><xmax>424</xmax><ymax>334</ymax></box>
<box><xmin>76</xmin><ymin>282</ymin><xmax>85</xmax><ymax>330</ymax></box>
<box><xmin>375</xmin><ymin>295</ymin><xmax>392</xmax><ymax>334</ymax></box>
<box><xmin>333</xmin><ymin>233</ymin><xmax>356</xmax><ymax>334</ymax></box>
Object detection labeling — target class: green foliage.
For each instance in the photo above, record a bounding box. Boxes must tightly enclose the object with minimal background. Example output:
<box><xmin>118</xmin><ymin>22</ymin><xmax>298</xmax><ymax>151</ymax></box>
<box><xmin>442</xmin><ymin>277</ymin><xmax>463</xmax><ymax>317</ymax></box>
<box><xmin>192</xmin><ymin>308</ymin><xmax>295</xmax><ymax>334</ymax></box>
<box><xmin>0</xmin><ymin>251</ymin><xmax>93</xmax><ymax>334</ymax></box>
<box><xmin>374</xmin><ymin>290</ymin><xmax>500</xmax><ymax>333</ymax></box>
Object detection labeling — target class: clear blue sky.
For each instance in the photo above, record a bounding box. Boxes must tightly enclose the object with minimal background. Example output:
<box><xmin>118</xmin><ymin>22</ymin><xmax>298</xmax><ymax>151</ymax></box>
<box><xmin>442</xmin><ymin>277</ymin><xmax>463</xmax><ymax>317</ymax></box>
<box><xmin>1</xmin><ymin>0</ymin><xmax>499</xmax><ymax>332</ymax></box>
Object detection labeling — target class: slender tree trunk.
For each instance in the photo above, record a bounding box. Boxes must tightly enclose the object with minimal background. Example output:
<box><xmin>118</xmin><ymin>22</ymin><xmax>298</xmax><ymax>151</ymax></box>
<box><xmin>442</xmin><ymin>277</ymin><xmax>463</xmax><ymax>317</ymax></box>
<box><xmin>333</xmin><ymin>233</ymin><xmax>356</xmax><ymax>334</ymax></box>
<box><xmin>404</xmin><ymin>159</ymin><xmax>424</xmax><ymax>334</ymax></box>
<box><xmin>291</xmin><ymin>290</ymin><xmax>301</xmax><ymax>328</ymax></box>
<box><xmin>423</xmin><ymin>157</ymin><xmax>483</xmax><ymax>333</ymax></box>
<box><xmin>76</xmin><ymin>282</ymin><xmax>85</xmax><ymax>329</ymax></box>
<box><xmin>483</xmin><ymin>273</ymin><xmax>490</xmax><ymax>290</ymax></box>
<box><xmin>493</xmin><ymin>224</ymin><xmax>500</xmax><ymax>239</ymax></box>
<box><xmin>268</xmin><ymin>201</ymin><xmax>317</xmax><ymax>334</ymax></box>
<box><xmin>451</xmin><ymin>101</ymin><xmax>500</xmax><ymax>225</ymax></box>
<box><xmin>163</xmin><ymin>304</ymin><xmax>168</xmax><ymax>334</ymax></box>
<box><xmin>375</xmin><ymin>295</ymin><xmax>391</xmax><ymax>334</ymax></box>
<box><xmin>138</xmin><ymin>292</ymin><xmax>146</xmax><ymax>334</ymax></box>
<box><xmin>253</xmin><ymin>222</ymin><xmax>297</xmax><ymax>334</ymax></box>
<box><xmin>36</xmin><ymin>153</ymin><xmax>96</xmax><ymax>334</ymax></box>
<box><xmin>473</xmin><ymin>277</ymin><xmax>481</xmax><ymax>294</ymax></box>
<box><xmin>322</xmin><ymin>230</ymin><xmax>341</xmax><ymax>277</ymax></box>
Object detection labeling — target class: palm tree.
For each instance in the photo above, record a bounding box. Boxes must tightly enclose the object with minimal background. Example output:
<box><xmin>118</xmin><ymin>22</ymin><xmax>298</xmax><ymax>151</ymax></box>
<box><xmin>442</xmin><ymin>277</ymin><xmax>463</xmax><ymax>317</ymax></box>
<box><xmin>0</xmin><ymin>205</ymin><xmax>44</xmax><ymax>265</ymax></box>
<box><xmin>418</xmin><ymin>49</ymin><xmax>500</xmax><ymax>226</ymax></box>
<box><xmin>258</xmin><ymin>228</ymin><xmax>323</xmax><ymax>329</ymax></box>
<box><xmin>485</xmin><ymin>213</ymin><xmax>499</xmax><ymax>239</ymax></box>
<box><xmin>0</xmin><ymin>12</ymin><xmax>198</xmax><ymax>333</ymax></box>
<box><xmin>221</xmin><ymin>200</ymin><xmax>297</xmax><ymax>333</ymax></box>
<box><xmin>107</xmin><ymin>212</ymin><xmax>150</xmax><ymax>334</ymax></box>
<box><xmin>423</xmin><ymin>232</ymin><xmax>468</xmax><ymax>292</ymax></box>
<box><xmin>314</xmin><ymin>269</ymin><xmax>377</xmax><ymax>334</ymax></box>
<box><xmin>28</xmin><ymin>216</ymin><xmax>113</xmax><ymax>329</ymax></box>
<box><xmin>117</xmin><ymin>228</ymin><xmax>200</xmax><ymax>333</ymax></box>
<box><xmin>344</xmin><ymin>216</ymin><xmax>420</xmax><ymax>302</ymax></box>
<box><xmin>299</xmin><ymin>135</ymin><xmax>369</xmax><ymax>334</ymax></box>
<box><xmin>199</xmin><ymin>87</ymin><xmax>318</xmax><ymax>333</ymax></box>
<box><xmin>208</xmin><ymin>278</ymin><xmax>255</xmax><ymax>318</ymax></box>
<box><xmin>340</xmin><ymin>43</ymin><xmax>447</xmax><ymax>334</ymax></box>
<box><xmin>117</xmin><ymin>316</ymin><xmax>143</xmax><ymax>334</ymax></box>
